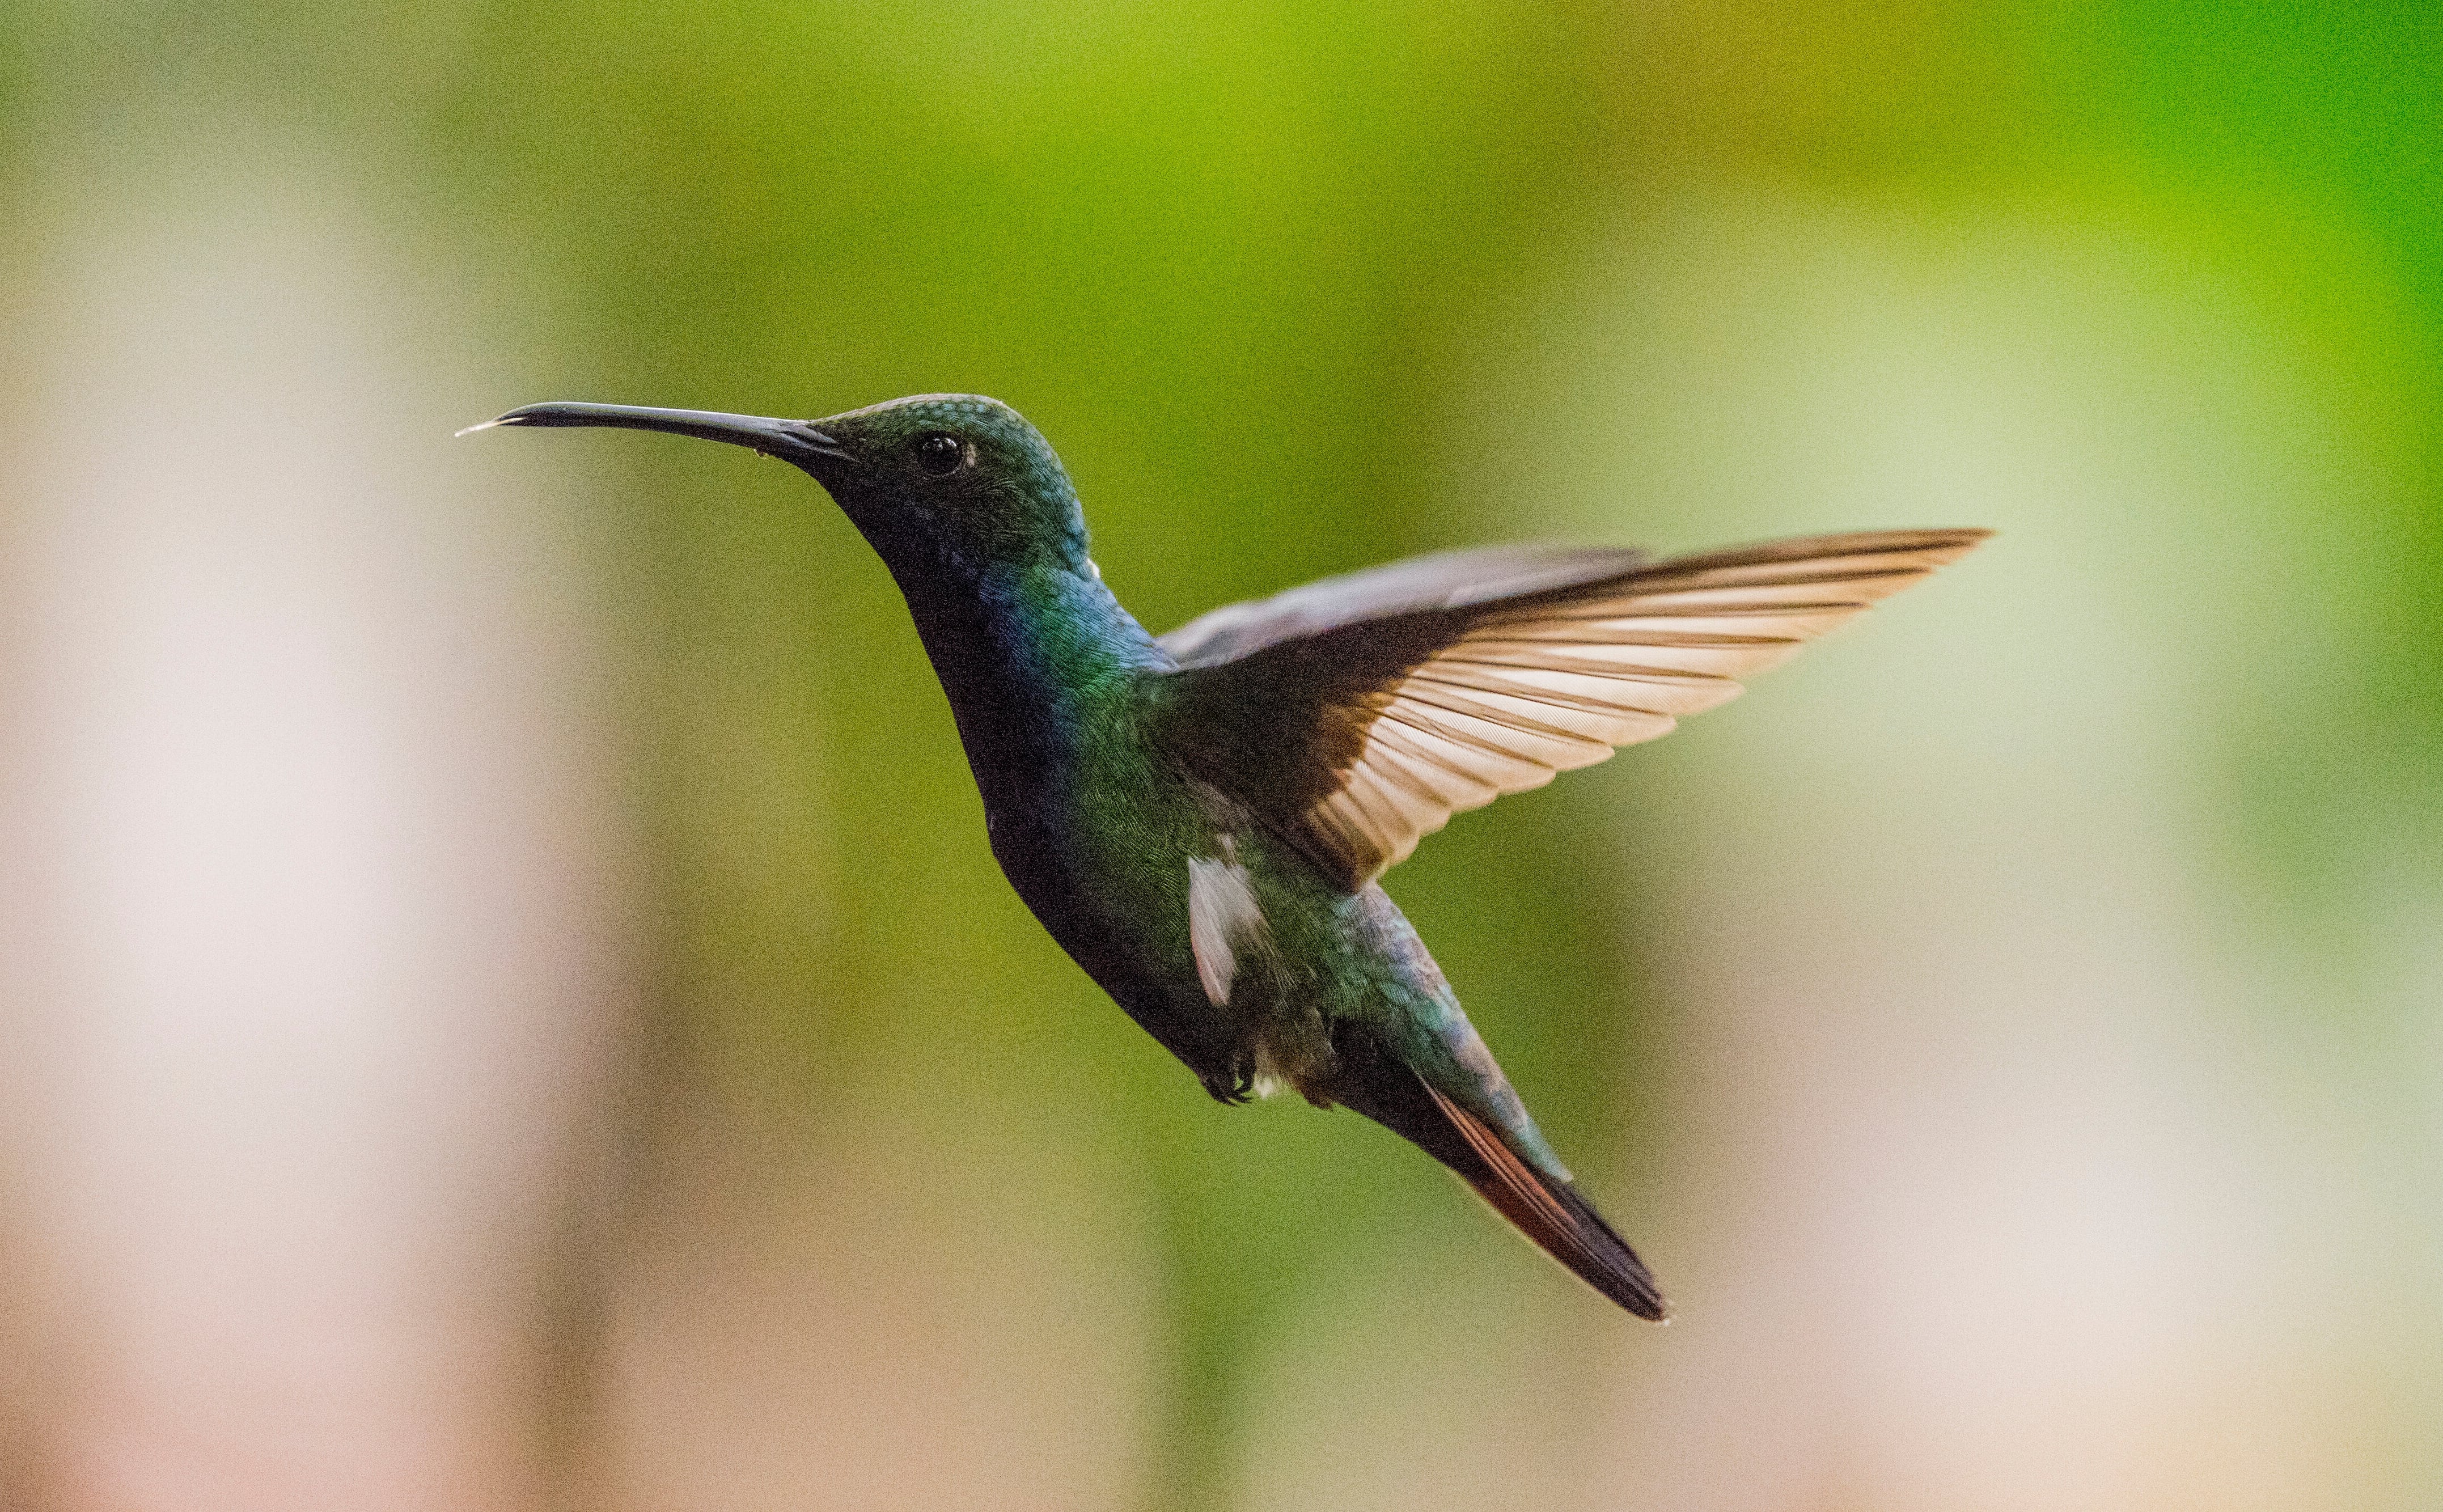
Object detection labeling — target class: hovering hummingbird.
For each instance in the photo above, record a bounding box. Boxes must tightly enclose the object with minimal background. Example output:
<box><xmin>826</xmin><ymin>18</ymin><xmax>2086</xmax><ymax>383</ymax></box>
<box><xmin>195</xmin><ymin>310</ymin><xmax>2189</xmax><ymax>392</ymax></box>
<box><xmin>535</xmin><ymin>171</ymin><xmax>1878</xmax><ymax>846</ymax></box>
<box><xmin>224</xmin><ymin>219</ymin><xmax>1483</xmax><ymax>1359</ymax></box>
<box><xmin>467</xmin><ymin>393</ymin><xmax>1987</xmax><ymax>1318</ymax></box>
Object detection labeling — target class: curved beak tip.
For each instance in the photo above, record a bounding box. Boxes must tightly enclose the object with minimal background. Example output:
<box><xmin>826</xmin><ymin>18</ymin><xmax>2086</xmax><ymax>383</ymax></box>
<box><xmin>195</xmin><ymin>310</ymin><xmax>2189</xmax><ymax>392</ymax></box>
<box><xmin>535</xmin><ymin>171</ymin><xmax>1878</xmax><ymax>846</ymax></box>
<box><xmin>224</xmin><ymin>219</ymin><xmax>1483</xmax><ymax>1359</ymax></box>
<box><xmin>454</xmin><ymin>416</ymin><xmax>510</xmax><ymax>438</ymax></box>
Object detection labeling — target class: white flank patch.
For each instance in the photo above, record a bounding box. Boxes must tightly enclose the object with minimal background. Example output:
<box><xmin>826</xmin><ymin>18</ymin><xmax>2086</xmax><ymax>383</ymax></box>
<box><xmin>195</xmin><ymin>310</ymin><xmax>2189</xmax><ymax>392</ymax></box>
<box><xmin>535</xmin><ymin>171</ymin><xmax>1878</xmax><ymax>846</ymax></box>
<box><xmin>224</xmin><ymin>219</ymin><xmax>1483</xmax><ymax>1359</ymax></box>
<box><xmin>1187</xmin><ymin>856</ymin><xmax>1264</xmax><ymax>1007</ymax></box>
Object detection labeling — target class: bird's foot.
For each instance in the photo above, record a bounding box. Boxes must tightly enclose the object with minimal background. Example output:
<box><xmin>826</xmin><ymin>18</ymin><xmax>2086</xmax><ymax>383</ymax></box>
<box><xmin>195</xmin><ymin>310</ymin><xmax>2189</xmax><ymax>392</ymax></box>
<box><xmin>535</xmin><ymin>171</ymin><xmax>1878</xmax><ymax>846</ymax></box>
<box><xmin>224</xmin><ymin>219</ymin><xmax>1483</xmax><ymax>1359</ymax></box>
<box><xmin>1201</xmin><ymin>1052</ymin><xmax>1258</xmax><ymax>1106</ymax></box>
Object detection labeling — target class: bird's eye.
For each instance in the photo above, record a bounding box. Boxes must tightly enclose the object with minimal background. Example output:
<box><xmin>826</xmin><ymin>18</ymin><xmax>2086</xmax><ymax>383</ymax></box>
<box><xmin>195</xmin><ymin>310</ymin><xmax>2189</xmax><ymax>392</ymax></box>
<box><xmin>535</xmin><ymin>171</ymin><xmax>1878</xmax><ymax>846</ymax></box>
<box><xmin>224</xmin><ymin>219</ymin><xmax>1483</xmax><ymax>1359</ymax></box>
<box><xmin>915</xmin><ymin>433</ymin><xmax>964</xmax><ymax>477</ymax></box>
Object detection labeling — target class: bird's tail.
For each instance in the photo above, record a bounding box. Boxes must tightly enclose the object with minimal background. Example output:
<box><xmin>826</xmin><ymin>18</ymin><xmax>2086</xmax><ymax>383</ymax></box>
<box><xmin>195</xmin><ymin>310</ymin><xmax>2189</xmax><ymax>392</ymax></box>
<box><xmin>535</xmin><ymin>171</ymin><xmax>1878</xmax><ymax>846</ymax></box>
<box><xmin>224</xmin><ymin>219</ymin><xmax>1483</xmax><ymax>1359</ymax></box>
<box><xmin>1417</xmin><ymin>1080</ymin><xmax>1668</xmax><ymax>1320</ymax></box>
<box><xmin>1332</xmin><ymin>1048</ymin><xmax>1666</xmax><ymax>1320</ymax></box>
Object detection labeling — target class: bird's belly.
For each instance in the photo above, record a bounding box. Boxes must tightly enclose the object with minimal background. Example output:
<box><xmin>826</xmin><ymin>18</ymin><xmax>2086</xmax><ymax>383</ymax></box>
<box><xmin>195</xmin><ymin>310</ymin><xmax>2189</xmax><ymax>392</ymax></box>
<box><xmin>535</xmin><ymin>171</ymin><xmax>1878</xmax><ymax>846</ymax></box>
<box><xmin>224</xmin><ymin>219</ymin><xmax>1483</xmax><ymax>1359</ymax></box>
<box><xmin>982</xmin><ymin>780</ymin><xmax>1251</xmax><ymax>1089</ymax></box>
<box><xmin>997</xmin><ymin>772</ymin><xmax>1394</xmax><ymax>1107</ymax></box>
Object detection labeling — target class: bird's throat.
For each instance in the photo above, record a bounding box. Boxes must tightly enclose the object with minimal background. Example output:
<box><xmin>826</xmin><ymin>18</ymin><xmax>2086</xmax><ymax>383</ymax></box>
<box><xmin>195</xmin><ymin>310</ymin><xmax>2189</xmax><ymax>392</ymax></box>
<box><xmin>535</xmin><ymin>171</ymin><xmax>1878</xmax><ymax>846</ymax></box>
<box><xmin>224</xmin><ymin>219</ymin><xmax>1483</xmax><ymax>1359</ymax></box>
<box><xmin>886</xmin><ymin>555</ymin><xmax>1170</xmax><ymax>806</ymax></box>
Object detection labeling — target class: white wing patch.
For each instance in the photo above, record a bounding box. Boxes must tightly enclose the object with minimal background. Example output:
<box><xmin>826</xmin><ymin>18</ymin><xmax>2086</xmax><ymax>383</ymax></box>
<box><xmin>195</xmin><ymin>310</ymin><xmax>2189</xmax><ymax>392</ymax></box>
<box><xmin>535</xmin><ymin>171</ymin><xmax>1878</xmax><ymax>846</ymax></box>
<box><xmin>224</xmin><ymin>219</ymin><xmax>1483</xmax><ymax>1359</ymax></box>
<box><xmin>1187</xmin><ymin>855</ymin><xmax>1267</xmax><ymax>1006</ymax></box>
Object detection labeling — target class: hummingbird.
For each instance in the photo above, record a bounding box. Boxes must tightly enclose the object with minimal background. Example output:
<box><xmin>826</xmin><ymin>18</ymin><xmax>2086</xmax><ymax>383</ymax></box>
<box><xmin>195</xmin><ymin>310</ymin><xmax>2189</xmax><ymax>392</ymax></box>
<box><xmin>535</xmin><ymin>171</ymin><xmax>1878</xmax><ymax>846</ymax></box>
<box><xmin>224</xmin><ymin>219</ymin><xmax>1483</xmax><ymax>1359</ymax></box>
<box><xmin>466</xmin><ymin>393</ymin><xmax>1987</xmax><ymax>1318</ymax></box>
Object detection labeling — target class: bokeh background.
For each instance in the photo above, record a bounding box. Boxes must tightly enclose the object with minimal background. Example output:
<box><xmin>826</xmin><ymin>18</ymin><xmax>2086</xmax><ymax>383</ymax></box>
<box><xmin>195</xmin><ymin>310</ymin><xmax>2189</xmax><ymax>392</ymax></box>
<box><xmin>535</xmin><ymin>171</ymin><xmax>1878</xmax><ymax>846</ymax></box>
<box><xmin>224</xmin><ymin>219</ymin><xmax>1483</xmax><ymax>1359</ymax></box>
<box><xmin>3</xmin><ymin>3</ymin><xmax>2437</xmax><ymax>1509</ymax></box>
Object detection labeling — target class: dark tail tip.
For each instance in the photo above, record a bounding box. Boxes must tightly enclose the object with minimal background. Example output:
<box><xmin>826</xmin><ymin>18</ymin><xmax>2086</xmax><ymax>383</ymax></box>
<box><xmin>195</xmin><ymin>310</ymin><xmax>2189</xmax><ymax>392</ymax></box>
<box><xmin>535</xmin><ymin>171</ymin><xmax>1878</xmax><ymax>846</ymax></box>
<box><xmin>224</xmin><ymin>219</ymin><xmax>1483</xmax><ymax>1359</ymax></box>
<box><xmin>1418</xmin><ymin>1081</ymin><xmax>1668</xmax><ymax>1320</ymax></box>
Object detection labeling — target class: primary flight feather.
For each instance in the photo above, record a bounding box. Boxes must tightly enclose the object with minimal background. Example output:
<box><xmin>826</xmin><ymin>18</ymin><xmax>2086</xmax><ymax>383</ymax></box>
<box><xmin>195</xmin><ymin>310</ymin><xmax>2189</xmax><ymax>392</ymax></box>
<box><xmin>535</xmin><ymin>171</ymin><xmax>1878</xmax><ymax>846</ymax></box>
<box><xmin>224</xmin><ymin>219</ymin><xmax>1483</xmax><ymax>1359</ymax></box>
<box><xmin>472</xmin><ymin>392</ymin><xmax>1989</xmax><ymax>1319</ymax></box>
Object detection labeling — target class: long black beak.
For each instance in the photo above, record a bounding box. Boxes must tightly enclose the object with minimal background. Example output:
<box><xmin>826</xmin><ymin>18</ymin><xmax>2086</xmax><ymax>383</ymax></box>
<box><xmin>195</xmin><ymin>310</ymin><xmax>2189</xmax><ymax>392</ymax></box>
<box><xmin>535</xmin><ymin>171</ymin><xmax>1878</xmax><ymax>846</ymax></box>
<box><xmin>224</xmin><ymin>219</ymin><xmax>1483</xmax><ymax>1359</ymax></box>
<box><xmin>458</xmin><ymin>401</ymin><xmax>854</xmax><ymax>467</ymax></box>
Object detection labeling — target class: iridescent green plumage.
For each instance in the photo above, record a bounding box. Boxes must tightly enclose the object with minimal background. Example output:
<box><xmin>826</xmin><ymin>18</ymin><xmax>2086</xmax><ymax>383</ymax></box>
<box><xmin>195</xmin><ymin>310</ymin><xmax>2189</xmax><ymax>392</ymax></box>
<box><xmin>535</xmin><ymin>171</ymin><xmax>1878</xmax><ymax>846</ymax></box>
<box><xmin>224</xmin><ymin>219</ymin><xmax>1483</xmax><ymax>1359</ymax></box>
<box><xmin>476</xmin><ymin>392</ymin><xmax>1989</xmax><ymax>1317</ymax></box>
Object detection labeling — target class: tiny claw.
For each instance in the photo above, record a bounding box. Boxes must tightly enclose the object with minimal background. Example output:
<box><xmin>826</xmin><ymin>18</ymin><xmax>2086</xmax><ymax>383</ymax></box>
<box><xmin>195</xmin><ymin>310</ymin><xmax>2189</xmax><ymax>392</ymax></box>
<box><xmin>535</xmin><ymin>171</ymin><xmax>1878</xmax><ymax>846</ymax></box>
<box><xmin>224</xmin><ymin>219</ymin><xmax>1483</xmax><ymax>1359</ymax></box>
<box><xmin>1200</xmin><ymin>1064</ymin><xmax>1254</xmax><ymax>1106</ymax></box>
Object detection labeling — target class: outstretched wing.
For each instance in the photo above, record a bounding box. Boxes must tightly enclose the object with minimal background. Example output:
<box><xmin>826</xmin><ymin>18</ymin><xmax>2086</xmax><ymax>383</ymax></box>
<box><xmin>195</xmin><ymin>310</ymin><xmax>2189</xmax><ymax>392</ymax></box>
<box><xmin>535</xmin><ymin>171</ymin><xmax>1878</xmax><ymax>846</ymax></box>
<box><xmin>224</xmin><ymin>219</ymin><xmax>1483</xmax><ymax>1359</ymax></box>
<box><xmin>1153</xmin><ymin>528</ymin><xmax>1990</xmax><ymax>891</ymax></box>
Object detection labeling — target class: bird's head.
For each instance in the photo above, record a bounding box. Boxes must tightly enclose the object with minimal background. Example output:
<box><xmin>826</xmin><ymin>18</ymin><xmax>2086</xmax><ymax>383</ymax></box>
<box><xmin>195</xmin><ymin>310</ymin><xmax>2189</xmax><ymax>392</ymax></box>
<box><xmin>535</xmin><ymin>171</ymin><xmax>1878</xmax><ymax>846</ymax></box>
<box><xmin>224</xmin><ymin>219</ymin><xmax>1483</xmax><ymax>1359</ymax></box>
<box><xmin>467</xmin><ymin>393</ymin><xmax>1090</xmax><ymax>583</ymax></box>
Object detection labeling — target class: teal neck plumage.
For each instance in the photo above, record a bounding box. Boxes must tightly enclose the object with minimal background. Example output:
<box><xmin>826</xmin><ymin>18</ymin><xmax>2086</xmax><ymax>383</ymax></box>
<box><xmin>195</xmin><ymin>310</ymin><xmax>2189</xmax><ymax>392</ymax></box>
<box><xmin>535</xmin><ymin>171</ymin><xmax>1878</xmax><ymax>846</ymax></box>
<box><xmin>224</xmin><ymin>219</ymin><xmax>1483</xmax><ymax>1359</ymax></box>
<box><xmin>880</xmin><ymin>537</ymin><xmax>1172</xmax><ymax>799</ymax></box>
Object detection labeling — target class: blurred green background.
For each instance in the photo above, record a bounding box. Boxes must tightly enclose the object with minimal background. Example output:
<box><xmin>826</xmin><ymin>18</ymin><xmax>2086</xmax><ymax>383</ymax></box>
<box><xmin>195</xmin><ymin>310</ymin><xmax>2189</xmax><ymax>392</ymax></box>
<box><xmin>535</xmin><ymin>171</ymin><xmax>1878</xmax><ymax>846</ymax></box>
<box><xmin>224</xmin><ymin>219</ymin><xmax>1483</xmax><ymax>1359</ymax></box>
<box><xmin>2</xmin><ymin>2</ymin><xmax>2436</xmax><ymax>1509</ymax></box>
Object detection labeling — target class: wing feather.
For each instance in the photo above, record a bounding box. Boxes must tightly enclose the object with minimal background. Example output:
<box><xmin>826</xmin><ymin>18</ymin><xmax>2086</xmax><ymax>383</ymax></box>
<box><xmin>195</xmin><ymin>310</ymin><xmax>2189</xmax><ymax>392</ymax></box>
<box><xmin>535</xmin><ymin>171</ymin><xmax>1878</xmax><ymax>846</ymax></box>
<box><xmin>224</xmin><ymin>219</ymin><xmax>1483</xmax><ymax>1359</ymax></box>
<box><xmin>1156</xmin><ymin>528</ymin><xmax>1989</xmax><ymax>888</ymax></box>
